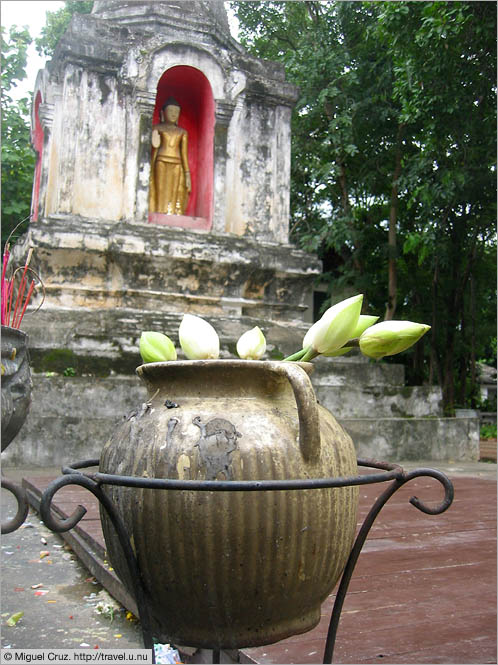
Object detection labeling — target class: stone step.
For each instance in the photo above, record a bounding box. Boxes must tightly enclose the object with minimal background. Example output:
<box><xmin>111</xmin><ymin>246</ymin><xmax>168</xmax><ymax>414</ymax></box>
<box><xmin>315</xmin><ymin>384</ymin><xmax>443</xmax><ymax>419</ymax></box>
<box><xmin>21</xmin><ymin>309</ymin><xmax>408</xmax><ymax>388</ymax></box>
<box><xmin>23</xmin><ymin>374</ymin><xmax>146</xmax><ymax>419</ymax></box>
<box><xmin>14</xmin><ymin>369</ymin><xmax>429</xmax><ymax>423</ymax></box>
<box><xmin>5</xmin><ymin>411</ymin><xmax>479</xmax><ymax>467</ymax></box>
<box><xmin>339</xmin><ymin>416</ymin><xmax>480</xmax><ymax>463</ymax></box>
<box><xmin>2</xmin><ymin>375</ymin><xmax>146</xmax><ymax>467</ymax></box>
<box><xmin>20</xmin><ymin>307</ymin><xmax>312</xmax><ymax>376</ymax></box>
<box><xmin>311</xmin><ymin>354</ymin><xmax>406</xmax><ymax>387</ymax></box>
<box><xmin>2</xmin><ymin>374</ymin><xmax>478</xmax><ymax>467</ymax></box>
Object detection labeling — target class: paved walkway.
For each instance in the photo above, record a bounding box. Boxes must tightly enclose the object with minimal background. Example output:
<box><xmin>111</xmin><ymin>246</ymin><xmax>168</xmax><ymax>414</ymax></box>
<box><xmin>1</xmin><ymin>462</ymin><xmax>496</xmax><ymax>663</ymax></box>
<box><xmin>1</xmin><ymin>494</ymin><xmax>142</xmax><ymax>650</ymax></box>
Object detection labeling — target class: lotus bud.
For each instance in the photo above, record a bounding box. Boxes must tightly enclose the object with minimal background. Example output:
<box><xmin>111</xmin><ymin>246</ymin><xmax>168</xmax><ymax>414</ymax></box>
<box><xmin>323</xmin><ymin>314</ymin><xmax>380</xmax><ymax>357</ymax></box>
<box><xmin>179</xmin><ymin>314</ymin><xmax>220</xmax><ymax>360</ymax></box>
<box><xmin>322</xmin><ymin>346</ymin><xmax>353</xmax><ymax>358</ymax></box>
<box><xmin>236</xmin><ymin>326</ymin><xmax>266</xmax><ymax>360</ymax></box>
<box><xmin>353</xmin><ymin>314</ymin><xmax>380</xmax><ymax>337</ymax></box>
<box><xmin>139</xmin><ymin>331</ymin><xmax>177</xmax><ymax>363</ymax></box>
<box><xmin>303</xmin><ymin>294</ymin><xmax>363</xmax><ymax>355</ymax></box>
<box><xmin>359</xmin><ymin>320</ymin><xmax>431</xmax><ymax>359</ymax></box>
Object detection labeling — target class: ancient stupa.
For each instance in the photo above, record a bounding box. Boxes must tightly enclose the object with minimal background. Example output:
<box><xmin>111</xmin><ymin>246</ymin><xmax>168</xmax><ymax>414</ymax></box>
<box><xmin>20</xmin><ymin>0</ymin><xmax>320</xmax><ymax>377</ymax></box>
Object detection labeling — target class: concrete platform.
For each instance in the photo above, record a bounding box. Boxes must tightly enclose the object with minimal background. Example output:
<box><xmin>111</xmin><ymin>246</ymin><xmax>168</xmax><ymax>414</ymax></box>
<box><xmin>2</xmin><ymin>461</ymin><xmax>495</xmax><ymax>663</ymax></box>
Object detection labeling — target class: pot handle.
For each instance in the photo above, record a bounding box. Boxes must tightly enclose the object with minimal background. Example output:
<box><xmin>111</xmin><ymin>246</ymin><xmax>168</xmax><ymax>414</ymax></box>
<box><xmin>272</xmin><ymin>362</ymin><xmax>321</xmax><ymax>461</ymax></box>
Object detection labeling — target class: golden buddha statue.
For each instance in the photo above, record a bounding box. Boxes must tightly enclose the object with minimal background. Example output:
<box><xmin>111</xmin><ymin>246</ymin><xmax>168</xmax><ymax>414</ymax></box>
<box><xmin>149</xmin><ymin>98</ymin><xmax>191</xmax><ymax>215</ymax></box>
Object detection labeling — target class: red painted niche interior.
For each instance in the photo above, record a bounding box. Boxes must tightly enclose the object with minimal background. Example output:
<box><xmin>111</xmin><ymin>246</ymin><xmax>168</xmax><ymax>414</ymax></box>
<box><xmin>149</xmin><ymin>65</ymin><xmax>215</xmax><ymax>229</ymax></box>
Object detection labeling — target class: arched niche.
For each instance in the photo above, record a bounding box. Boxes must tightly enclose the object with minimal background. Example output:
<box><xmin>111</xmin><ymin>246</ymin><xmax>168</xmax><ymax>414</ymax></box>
<box><xmin>148</xmin><ymin>65</ymin><xmax>215</xmax><ymax>230</ymax></box>
<box><xmin>31</xmin><ymin>91</ymin><xmax>44</xmax><ymax>222</ymax></box>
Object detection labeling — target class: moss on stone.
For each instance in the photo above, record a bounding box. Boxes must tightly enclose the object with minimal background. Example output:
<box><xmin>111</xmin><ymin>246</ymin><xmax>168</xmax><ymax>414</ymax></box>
<box><xmin>30</xmin><ymin>348</ymin><xmax>138</xmax><ymax>377</ymax></box>
<box><xmin>269</xmin><ymin>347</ymin><xmax>285</xmax><ymax>360</ymax></box>
<box><xmin>227</xmin><ymin>342</ymin><xmax>239</xmax><ymax>357</ymax></box>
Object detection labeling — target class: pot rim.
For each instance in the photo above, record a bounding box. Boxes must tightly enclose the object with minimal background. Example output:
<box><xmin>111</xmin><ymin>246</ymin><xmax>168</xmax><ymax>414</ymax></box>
<box><xmin>137</xmin><ymin>358</ymin><xmax>315</xmax><ymax>376</ymax></box>
<box><xmin>1</xmin><ymin>325</ymin><xmax>28</xmax><ymax>340</ymax></box>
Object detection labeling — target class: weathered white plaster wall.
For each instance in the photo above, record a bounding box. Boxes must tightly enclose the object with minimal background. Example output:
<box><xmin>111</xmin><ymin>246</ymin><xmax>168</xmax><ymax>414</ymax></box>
<box><xmin>43</xmin><ymin>66</ymin><xmax>134</xmax><ymax>220</ymax></box>
<box><xmin>224</xmin><ymin>97</ymin><xmax>292</xmax><ymax>243</ymax></box>
<box><xmin>146</xmin><ymin>45</ymin><xmax>226</xmax><ymax>99</ymax></box>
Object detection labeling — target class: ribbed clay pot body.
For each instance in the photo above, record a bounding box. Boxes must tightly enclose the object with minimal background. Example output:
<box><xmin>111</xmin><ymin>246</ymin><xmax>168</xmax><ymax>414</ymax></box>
<box><xmin>99</xmin><ymin>360</ymin><xmax>359</xmax><ymax>649</ymax></box>
<box><xmin>1</xmin><ymin>326</ymin><xmax>32</xmax><ymax>451</ymax></box>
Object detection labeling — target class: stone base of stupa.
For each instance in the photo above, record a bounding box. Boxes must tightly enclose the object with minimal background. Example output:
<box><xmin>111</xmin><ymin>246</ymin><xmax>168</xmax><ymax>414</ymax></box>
<box><xmin>12</xmin><ymin>215</ymin><xmax>320</xmax><ymax>374</ymax></box>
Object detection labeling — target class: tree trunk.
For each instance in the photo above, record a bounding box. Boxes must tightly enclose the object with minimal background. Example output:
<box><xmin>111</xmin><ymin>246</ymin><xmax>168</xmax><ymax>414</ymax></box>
<box><xmin>338</xmin><ymin>160</ymin><xmax>351</xmax><ymax>217</ymax></box>
<box><xmin>470</xmin><ymin>272</ymin><xmax>477</xmax><ymax>406</ymax></box>
<box><xmin>442</xmin><ymin>347</ymin><xmax>456</xmax><ymax>413</ymax></box>
<box><xmin>429</xmin><ymin>259</ymin><xmax>440</xmax><ymax>386</ymax></box>
<box><xmin>457</xmin><ymin>313</ymin><xmax>468</xmax><ymax>406</ymax></box>
<box><xmin>440</xmin><ymin>222</ymin><xmax>477</xmax><ymax>413</ymax></box>
<box><xmin>385</xmin><ymin>124</ymin><xmax>404</xmax><ymax>320</ymax></box>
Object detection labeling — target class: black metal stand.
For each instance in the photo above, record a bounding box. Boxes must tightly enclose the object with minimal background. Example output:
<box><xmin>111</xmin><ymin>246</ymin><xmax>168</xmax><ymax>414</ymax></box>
<box><xmin>35</xmin><ymin>458</ymin><xmax>453</xmax><ymax>664</ymax></box>
<box><xmin>1</xmin><ymin>477</ymin><xmax>30</xmax><ymax>534</ymax></box>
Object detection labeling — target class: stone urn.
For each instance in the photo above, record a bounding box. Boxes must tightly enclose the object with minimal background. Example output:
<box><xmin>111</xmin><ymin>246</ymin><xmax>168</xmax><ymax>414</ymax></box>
<box><xmin>99</xmin><ymin>360</ymin><xmax>359</xmax><ymax>649</ymax></box>
<box><xmin>1</xmin><ymin>326</ymin><xmax>32</xmax><ymax>451</ymax></box>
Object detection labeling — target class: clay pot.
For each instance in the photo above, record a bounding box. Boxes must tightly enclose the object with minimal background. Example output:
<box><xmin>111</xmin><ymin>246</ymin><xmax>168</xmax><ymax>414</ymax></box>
<box><xmin>1</xmin><ymin>326</ymin><xmax>32</xmax><ymax>451</ymax></box>
<box><xmin>99</xmin><ymin>360</ymin><xmax>359</xmax><ymax>649</ymax></box>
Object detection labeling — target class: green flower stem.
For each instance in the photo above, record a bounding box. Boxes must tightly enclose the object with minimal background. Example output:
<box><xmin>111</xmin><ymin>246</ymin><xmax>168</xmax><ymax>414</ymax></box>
<box><xmin>283</xmin><ymin>339</ymin><xmax>360</xmax><ymax>363</ymax></box>
<box><xmin>300</xmin><ymin>346</ymin><xmax>320</xmax><ymax>362</ymax></box>
<box><xmin>282</xmin><ymin>348</ymin><xmax>308</xmax><ymax>362</ymax></box>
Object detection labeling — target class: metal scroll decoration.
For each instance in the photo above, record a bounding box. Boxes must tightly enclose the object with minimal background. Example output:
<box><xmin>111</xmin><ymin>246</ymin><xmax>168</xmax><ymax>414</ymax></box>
<box><xmin>39</xmin><ymin>458</ymin><xmax>454</xmax><ymax>664</ymax></box>
<box><xmin>1</xmin><ymin>477</ymin><xmax>30</xmax><ymax>534</ymax></box>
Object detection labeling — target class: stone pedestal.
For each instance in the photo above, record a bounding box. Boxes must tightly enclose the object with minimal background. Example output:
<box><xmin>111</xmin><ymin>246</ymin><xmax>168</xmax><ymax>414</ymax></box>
<box><xmin>14</xmin><ymin>215</ymin><xmax>319</xmax><ymax>374</ymax></box>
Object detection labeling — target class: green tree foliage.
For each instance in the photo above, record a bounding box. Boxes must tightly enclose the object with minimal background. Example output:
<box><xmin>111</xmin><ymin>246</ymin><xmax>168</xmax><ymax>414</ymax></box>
<box><xmin>35</xmin><ymin>1</ymin><xmax>93</xmax><ymax>57</ymax></box>
<box><xmin>232</xmin><ymin>1</ymin><xmax>496</xmax><ymax>412</ymax></box>
<box><xmin>1</xmin><ymin>26</ymin><xmax>35</xmax><ymax>247</ymax></box>
<box><xmin>376</xmin><ymin>2</ymin><xmax>496</xmax><ymax>411</ymax></box>
<box><xmin>1</xmin><ymin>2</ymin><xmax>94</xmax><ymax>250</ymax></box>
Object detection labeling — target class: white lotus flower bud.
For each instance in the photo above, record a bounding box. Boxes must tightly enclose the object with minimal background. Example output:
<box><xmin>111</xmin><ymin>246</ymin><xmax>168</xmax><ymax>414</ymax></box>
<box><xmin>323</xmin><ymin>314</ymin><xmax>380</xmax><ymax>357</ymax></box>
<box><xmin>179</xmin><ymin>314</ymin><xmax>220</xmax><ymax>359</ymax></box>
<box><xmin>359</xmin><ymin>320</ymin><xmax>430</xmax><ymax>359</ymax></box>
<box><xmin>139</xmin><ymin>331</ymin><xmax>177</xmax><ymax>363</ymax></box>
<box><xmin>353</xmin><ymin>315</ymin><xmax>380</xmax><ymax>337</ymax></box>
<box><xmin>303</xmin><ymin>294</ymin><xmax>363</xmax><ymax>355</ymax></box>
<box><xmin>236</xmin><ymin>326</ymin><xmax>266</xmax><ymax>360</ymax></box>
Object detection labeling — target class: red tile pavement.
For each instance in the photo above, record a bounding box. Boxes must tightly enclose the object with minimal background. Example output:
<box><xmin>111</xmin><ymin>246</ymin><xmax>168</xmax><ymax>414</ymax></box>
<box><xmin>243</xmin><ymin>475</ymin><xmax>497</xmax><ymax>664</ymax></box>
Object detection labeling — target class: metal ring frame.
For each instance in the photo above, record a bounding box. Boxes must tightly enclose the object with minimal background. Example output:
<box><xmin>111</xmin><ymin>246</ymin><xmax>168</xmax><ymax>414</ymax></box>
<box><xmin>6</xmin><ymin>458</ymin><xmax>454</xmax><ymax>663</ymax></box>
